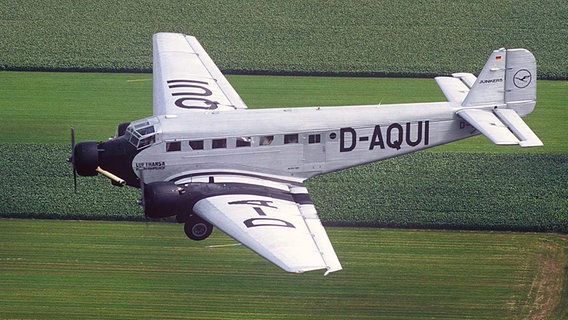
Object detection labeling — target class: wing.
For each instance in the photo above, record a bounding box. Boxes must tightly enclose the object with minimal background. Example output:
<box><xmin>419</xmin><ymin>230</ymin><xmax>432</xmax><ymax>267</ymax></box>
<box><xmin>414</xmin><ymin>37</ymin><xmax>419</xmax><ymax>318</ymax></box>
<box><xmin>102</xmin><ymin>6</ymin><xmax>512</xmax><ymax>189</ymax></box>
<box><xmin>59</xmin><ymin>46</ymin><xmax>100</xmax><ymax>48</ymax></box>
<box><xmin>190</xmin><ymin>181</ymin><xmax>342</xmax><ymax>275</ymax></box>
<box><xmin>152</xmin><ymin>33</ymin><xmax>247</xmax><ymax>116</ymax></box>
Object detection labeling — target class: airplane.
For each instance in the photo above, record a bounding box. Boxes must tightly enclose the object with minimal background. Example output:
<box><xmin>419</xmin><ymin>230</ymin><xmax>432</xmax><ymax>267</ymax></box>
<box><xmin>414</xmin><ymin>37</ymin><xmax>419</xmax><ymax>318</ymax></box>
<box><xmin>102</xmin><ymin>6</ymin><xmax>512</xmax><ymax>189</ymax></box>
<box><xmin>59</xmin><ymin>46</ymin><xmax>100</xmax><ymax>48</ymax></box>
<box><xmin>68</xmin><ymin>32</ymin><xmax>542</xmax><ymax>275</ymax></box>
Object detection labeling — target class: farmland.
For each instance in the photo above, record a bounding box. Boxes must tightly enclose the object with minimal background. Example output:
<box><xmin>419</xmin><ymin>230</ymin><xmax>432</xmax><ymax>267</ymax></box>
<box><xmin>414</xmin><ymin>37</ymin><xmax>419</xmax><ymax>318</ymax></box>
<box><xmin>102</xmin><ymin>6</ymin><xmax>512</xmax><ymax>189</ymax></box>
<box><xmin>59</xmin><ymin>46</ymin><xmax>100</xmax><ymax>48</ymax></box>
<box><xmin>1</xmin><ymin>0</ymin><xmax>567</xmax><ymax>79</ymax></box>
<box><xmin>0</xmin><ymin>72</ymin><xmax>565</xmax><ymax>152</ymax></box>
<box><xmin>1</xmin><ymin>219</ymin><xmax>566</xmax><ymax>319</ymax></box>
<box><xmin>1</xmin><ymin>143</ymin><xmax>566</xmax><ymax>232</ymax></box>
<box><xmin>0</xmin><ymin>73</ymin><xmax>565</xmax><ymax>319</ymax></box>
<box><xmin>0</xmin><ymin>72</ymin><xmax>566</xmax><ymax>232</ymax></box>
<box><xmin>0</xmin><ymin>0</ymin><xmax>566</xmax><ymax>318</ymax></box>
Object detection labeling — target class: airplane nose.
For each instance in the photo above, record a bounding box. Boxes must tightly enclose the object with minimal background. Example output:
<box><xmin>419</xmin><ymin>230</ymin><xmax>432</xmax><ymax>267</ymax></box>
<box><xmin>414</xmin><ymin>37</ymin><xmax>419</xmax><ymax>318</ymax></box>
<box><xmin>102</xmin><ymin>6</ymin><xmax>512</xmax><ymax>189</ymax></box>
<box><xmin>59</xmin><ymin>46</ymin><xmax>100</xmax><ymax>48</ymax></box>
<box><xmin>69</xmin><ymin>134</ymin><xmax>141</xmax><ymax>188</ymax></box>
<box><xmin>73</xmin><ymin>141</ymin><xmax>99</xmax><ymax>176</ymax></box>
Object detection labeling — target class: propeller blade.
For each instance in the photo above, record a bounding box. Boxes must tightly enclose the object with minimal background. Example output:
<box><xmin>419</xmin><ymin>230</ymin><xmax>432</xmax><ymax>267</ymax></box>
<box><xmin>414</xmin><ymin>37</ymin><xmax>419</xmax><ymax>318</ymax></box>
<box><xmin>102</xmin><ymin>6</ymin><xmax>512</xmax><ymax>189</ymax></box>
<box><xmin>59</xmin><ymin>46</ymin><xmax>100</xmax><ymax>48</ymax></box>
<box><xmin>70</xmin><ymin>127</ymin><xmax>77</xmax><ymax>193</ymax></box>
<box><xmin>139</xmin><ymin>169</ymin><xmax>145</xmax><ymax>206</ymax></box>
<box><xmin>137</xmin><ymin>169</ymin><xmax>149</xmax><ymax>220</ymax></box>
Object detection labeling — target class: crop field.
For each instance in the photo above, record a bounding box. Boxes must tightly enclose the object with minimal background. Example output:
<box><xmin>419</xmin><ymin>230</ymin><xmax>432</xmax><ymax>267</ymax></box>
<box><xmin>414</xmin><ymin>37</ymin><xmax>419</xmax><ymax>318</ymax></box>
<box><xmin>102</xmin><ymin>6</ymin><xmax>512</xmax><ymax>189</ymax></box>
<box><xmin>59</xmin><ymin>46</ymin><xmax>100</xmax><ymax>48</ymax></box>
<box><xmin>1</xmin><ymin>0</ymin><xmax>567</xmax><ymax>317</ymax></box>
<box><xmin>0</xmin><ymin>72</ymin><xmax>566</xmax><ymax>232</ymax></box>
<box><xmin>0</xmin><ymin>73</ymin><xmax>565</xmax><ymax>319</ymax></box>
<box><xmin>0</xmin><ymin>72</ymin><xmax>566</xmax><ymax>151</ymax></box>
<box><xmin>1</xmin><ymin>72</ymin><xmax>566</xmax><ymax>318</ymax></box>
<box><xmin>1</xmin><ymin>0</ymin><xmax>567</xmax><ymax>79</ymax></box>
<box><xmin>1</xmin><ymin>219</ymin><xmax>566</xmax><ymax>319</ymax></box>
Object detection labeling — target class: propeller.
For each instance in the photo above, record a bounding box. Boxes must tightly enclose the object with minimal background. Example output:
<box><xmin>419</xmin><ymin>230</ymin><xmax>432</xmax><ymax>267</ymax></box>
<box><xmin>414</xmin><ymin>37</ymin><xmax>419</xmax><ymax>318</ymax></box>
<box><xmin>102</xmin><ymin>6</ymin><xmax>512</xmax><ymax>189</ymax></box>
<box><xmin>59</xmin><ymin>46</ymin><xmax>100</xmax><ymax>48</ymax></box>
<box><xmin>67</xmin><ymin>127</ymin><xmax>78</xmax><ymax>193</ymax></box>
<box><xmin>138</xmin><ymin>169</ymin><xmax>147</xmax><ymax>214</ymax></box>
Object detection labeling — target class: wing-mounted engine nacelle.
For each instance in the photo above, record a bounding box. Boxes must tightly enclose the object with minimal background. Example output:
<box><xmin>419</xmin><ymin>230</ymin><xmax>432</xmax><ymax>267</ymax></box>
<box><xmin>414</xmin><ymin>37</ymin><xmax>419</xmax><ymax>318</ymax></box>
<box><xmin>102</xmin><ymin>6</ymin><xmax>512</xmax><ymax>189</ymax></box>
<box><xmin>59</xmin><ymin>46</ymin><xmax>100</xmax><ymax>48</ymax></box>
<box><xmin>143</xmin><ymin>181</ymin><xmax>190</xmax><ymax>219</ymax></box>
<box><xmin>143</xmin><ymin>181</ymin><xmax>214</xmax><ymax>241</ymax></box>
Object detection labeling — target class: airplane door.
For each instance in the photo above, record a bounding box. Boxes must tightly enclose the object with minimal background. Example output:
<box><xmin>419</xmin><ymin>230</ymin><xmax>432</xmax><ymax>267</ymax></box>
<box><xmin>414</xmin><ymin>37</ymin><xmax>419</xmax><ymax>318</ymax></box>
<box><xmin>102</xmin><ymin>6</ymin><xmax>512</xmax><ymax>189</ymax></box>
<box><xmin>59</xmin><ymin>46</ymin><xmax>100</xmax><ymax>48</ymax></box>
<box><xmin>303</xmin><ymin>133</ymin><xmax>326</xmax><ymax>163</ymax></box>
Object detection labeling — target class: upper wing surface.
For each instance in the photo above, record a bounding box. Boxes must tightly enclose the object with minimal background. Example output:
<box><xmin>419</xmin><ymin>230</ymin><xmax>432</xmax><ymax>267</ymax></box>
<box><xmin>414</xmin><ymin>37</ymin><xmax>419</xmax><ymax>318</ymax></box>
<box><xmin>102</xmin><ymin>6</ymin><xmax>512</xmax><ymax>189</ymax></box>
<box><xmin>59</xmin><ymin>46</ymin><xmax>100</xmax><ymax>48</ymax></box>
<box><xmin>190</xmin><ymin>182</ymin><xmax>342</xmax><ymax>275</ymax></box>
<box><xmin>153</xmin><ymin>33</ymin><xmax>247</xmax><ymax>115</ymax></box>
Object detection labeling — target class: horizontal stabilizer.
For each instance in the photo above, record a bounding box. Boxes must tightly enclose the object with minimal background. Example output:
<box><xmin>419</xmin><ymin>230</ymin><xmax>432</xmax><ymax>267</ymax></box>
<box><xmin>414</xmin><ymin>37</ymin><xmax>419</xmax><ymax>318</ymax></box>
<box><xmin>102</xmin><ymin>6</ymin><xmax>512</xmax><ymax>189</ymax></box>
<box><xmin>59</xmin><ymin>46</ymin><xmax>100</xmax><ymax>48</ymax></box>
<box><xmin>458</xmin><ymin>109</ymin><xmax>519</xmax><ymax>145</ymax></box>
<box><xmin>435</xmin><ymin>73</ymin><xmax>477</xmax><ymax>103</ymax></box>
<box><xmin>435</xmin><ymin>76</ymin><xmax>470</xmax><ymax>103</ymax></box>
<box><xmin>451</xmin><ymin>73</ymin><xmax>477</xmax><ymax>88</ymax></box>
<box><xmin>494</xmin><ymin>108</ymin><xmax>543</xmax><ymax>147</ymax></box>
<box><xmin>457</xmin><ymin>108</ymin><xmax>543</xmax><ymax>147</ymax></box>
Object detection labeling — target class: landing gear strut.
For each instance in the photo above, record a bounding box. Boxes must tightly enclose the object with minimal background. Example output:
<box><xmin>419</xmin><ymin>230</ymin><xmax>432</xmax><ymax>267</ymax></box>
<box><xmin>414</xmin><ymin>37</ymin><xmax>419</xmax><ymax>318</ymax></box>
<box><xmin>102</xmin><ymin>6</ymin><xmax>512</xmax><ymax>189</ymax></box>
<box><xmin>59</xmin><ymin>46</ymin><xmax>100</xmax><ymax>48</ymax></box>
<box><xmin>183</xmin><ymin>215</ymin><xmax>213</xmax><ymax>241</ymax></box>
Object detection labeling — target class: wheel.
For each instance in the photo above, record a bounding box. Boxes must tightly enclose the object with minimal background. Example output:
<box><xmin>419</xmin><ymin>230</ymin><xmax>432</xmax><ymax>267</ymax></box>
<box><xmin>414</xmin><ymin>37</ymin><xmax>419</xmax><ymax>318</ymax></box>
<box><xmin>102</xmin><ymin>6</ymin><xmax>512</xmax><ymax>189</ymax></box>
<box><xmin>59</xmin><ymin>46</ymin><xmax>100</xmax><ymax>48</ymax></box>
<box><xmin>184</xmin><ymin>215</ymin><xmax>213</xmax><ymax>241</ymax></box>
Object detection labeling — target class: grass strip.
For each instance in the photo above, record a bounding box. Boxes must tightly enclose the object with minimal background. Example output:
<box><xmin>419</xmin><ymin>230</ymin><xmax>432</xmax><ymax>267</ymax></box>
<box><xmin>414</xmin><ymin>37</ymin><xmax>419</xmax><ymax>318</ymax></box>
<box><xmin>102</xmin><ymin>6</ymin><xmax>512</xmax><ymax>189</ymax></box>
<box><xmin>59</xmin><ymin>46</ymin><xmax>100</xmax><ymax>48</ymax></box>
<box><xmin>1</xmin><ymin>219</ymin><xmax>565</xmax><ymax>319</ymax></box>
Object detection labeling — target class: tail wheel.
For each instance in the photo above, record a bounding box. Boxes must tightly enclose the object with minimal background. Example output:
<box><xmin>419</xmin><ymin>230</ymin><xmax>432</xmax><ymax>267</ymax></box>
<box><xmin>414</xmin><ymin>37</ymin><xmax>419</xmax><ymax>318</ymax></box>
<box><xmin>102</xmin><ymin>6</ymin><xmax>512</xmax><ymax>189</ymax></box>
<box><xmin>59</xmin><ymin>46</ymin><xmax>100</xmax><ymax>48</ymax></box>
<box><xmin>184</xmin><ymin>215</ymin><xmax>213</xmax><ymax>241</ymax></box>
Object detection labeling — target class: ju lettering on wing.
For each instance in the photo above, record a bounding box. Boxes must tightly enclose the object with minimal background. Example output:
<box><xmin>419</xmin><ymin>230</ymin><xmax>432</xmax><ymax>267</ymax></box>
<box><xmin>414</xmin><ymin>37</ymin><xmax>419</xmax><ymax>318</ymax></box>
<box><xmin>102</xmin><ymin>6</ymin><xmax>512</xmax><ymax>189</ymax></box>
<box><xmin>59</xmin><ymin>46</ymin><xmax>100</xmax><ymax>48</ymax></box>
<box><xmin>167</xmin><ymin>79</ymin><xmax>220</xmax><ymax>110</ymax></box>
<box><xmin>228</xmin><ymin>199</ymin><xmax>295</xmax><ymax>229</ymax></box>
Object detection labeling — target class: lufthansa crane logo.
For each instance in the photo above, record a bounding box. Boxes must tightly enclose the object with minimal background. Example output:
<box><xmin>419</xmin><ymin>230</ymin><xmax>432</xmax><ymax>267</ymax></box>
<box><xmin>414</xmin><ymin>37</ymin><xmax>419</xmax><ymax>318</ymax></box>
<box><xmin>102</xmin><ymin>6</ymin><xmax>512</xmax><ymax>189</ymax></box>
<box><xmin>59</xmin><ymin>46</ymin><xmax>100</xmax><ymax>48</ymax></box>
<box><xmin>513</xmin><ymin>69</ymin><xmax>532</xmax><ymax>89</ymax></box>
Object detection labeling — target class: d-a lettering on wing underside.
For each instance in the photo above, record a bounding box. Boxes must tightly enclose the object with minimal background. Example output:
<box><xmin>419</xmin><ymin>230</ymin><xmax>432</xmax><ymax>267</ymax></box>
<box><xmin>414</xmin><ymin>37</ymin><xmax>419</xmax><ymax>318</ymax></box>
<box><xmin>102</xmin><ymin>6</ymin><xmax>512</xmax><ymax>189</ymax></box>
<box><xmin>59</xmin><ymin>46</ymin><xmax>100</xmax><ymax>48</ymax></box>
<box><xmin>152</xmin><ymin>32</ymin><xmax>247</xmax><ymax>116</ymax></box>
<box><xmin>191</xmin><ymin>183</ymin><xmax>342</xmax><ymax>275</ymax></box>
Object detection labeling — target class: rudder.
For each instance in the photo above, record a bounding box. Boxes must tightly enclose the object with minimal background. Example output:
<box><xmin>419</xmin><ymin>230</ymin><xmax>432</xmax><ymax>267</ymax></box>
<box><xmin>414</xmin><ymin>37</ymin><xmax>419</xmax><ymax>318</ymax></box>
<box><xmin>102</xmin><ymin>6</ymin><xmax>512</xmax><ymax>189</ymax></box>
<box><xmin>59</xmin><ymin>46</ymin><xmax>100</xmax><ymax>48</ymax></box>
<box><xmin>504</xmin><ymin>49</ymin><xmax>536</xmax><ymax>116</ymax></box>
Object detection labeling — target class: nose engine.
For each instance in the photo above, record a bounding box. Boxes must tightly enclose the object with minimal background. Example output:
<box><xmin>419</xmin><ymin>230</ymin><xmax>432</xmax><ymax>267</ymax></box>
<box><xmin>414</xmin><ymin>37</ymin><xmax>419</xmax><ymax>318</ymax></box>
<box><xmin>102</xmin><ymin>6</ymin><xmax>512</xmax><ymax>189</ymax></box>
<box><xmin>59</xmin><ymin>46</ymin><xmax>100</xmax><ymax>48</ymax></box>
<box><xmin>74</xmin><ymin>141</ymin><xmax>99</xmax><ymax>177</ymax></box>
<box><xmin>68</xmin><ymin>128</ymin><xmax>135</xmax><ymax>191</ymax></box>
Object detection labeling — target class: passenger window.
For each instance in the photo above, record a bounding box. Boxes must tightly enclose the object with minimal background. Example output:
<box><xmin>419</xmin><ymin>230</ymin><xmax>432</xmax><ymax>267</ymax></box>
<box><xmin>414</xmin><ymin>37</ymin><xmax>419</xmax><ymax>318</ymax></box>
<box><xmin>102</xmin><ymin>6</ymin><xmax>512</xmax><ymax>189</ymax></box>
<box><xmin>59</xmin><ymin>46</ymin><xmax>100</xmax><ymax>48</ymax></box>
<box><xmin>236</xmin><ymin>137</ymin><xmax>252</xmax><ymax>147</ymax></box>
<box><xmin>189</xmin><ymin>140</ymin><xmax>204</xmax><ymax>150</ymax></box>
<box><xmin>284</xmin><ymin>134</ymin><xmax>299</xmax><ymax>144</ymax></box>
<box><xmin>260</xmin><ymin>135</ymin><xmax>274</xmax><ymax>146</ymax></box>
<box><xmin>212</xmin><ymin>139</ymin><xmax>227</xmax><ymax>149</ymax></box>
<box><xmin>166</xmin><ymin>141</ymin><xmax>181</xmax><ymax>152</ymax></box>
<box><xmin>308</xmin><ymin>134</ymin><xmax>321</xmax><ymax>144</ymax></box>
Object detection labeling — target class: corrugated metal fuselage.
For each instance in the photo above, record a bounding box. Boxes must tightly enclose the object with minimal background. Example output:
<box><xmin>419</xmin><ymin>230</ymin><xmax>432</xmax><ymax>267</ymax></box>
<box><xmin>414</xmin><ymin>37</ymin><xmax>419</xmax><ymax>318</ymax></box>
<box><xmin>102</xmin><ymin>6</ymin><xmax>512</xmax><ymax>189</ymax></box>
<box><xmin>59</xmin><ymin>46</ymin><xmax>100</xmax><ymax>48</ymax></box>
<box><xmin>131</xmin><ymin>101</ymin><xmax>477</xmax><ymax>184</ymax></box>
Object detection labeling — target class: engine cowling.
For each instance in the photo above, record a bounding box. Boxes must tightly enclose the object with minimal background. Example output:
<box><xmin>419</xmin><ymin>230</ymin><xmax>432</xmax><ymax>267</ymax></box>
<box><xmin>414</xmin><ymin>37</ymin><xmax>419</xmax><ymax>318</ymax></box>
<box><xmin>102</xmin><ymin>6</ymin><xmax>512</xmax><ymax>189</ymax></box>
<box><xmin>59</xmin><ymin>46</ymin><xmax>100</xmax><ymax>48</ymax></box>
<box><xmin>117</xmin><ymin>122</ymin><xmax>131</xmax><ymax>137</ymax></box>
<box><xmin>74</xmin><ymin>141</ymin><xmax>99</xmax><ymax>176</ymax></box>
<box><xmin>144</xmin><ymin>181</ymin><xmax>191</xmax><ymax>219</ymax></box>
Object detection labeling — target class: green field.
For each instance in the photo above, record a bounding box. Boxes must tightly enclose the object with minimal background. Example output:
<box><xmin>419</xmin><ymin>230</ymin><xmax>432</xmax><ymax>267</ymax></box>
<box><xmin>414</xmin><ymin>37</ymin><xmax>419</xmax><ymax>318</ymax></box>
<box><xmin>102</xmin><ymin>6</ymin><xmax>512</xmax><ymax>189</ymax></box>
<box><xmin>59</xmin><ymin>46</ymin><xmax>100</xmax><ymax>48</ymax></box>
<box><xmin>1</xmin><ymin>143</ymin><xmax>566</xmax><ymax>232</ymax></box>
<box><xmin>0</xmin><ymin>72</ymin><xmax>566</xmax><ymax>153</ymax></box>
<box><xmin>0</xmin><ymin>72</ymin><xmax>565</xmax><ymax>318</ymax></box>
<box><xmin>0</xmin><ymin>72</ymin><xmax>566</xmax><ymax>232</ymax></box>
<box><xmin>1</xmin><ymin>0</ymin><xmax>567</xmax><ymax>79</ymax></box>
<box><xmin>1</xmin><ymin>2</ymin><xmax>567</xmax><ymax>317</ymax></box>
<box><xmin>1</xmin><ymin>219</ymin><xmax>566</xmax><ymax>319</ymax></box>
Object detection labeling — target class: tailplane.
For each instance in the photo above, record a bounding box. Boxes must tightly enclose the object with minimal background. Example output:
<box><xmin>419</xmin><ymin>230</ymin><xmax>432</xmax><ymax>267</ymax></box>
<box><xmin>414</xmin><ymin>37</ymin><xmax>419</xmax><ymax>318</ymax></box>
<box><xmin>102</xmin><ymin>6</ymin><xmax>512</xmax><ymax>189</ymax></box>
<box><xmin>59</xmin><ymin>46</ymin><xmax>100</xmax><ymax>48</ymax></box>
<box><xmin>436</xmin><ymin>48</ymin><xmax>542</xmax><ymax>147</ymax></box>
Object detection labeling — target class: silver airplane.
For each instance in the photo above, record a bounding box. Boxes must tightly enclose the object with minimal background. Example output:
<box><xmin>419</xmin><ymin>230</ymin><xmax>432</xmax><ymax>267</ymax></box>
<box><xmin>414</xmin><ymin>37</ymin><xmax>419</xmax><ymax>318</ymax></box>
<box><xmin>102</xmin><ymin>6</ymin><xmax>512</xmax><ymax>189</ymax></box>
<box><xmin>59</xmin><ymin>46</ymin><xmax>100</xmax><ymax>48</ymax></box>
<box><xmin>69</xmin><ymin>32</ymin><xmax>542</xmax><ymax>275</ymax></box>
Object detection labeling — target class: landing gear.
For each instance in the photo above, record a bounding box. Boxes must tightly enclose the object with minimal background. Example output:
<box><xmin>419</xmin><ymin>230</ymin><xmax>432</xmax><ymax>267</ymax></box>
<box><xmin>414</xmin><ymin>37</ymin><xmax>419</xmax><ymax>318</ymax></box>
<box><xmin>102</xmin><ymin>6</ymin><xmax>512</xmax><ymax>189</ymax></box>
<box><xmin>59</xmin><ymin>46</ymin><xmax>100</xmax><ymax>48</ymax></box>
<box><xmin>183</xmin><ymin>215</ymin><xmax>213</xmax><ymax>241</ymax></box>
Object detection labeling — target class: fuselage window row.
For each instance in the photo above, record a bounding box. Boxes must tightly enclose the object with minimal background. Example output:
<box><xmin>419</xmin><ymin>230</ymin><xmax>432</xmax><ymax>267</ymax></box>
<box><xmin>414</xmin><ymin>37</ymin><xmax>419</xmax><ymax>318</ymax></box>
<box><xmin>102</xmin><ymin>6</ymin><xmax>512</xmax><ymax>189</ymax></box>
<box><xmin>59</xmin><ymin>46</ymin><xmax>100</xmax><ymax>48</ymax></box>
<box><xmin>165</xmin><ymin>133</ymin><xmax>325</xmax><ymax>152</ymax></box>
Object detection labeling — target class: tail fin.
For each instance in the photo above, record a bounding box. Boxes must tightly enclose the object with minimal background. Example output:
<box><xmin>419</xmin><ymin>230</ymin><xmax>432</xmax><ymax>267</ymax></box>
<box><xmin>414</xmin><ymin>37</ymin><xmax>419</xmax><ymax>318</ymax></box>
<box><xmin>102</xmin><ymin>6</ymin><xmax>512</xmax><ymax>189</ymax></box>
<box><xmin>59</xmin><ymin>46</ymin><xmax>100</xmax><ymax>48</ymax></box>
<box><xmin>448</xmin><ymin>48</ymin><xmax>542</xmax><ymax>147</ymax></box>
<box><xmin>462</xmin><ymin>48</ymin><xmax>536</xmax><ymax>116</ymax></box>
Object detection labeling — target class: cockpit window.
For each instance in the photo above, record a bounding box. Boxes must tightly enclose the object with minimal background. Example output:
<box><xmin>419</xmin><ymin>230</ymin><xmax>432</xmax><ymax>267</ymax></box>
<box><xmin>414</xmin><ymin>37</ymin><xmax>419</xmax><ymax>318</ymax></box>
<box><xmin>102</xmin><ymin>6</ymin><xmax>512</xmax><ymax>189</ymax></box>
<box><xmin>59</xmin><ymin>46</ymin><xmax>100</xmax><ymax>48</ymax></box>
<box><xmin>124</xmin><ymin>118</ymin><xmax>160</xmax><ymax>149</ymax></box>
<box><xmin>136</xmin><ymin>125</ymin><xmax>155</xmax><ymax>136</ymax></box>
